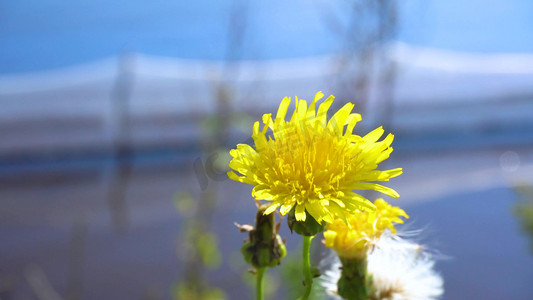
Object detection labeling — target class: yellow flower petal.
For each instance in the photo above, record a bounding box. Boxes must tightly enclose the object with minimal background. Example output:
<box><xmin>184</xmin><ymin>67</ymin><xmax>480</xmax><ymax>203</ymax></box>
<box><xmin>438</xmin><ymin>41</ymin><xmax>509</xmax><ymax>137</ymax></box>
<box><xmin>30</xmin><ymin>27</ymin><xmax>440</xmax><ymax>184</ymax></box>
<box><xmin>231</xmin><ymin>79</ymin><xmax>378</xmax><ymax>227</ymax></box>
<box><xmin>276</xmin><ymin>97</ymin><xmax>291</xmax><ymax>121</ymax></box>
<box><xmin>323</xmin><ymin>199</ymin><xmax>408</xmax><ymax>258</ymax></box>
<box><xmin>295</xmin><ymin>204</ymin><xmax>306</xmax><ymax>221</ymax></box>
<box><xmin>350</xmin><ymin>182</ymin><xmax>400</xmax><ymax>199</ymax></box>
<box><xmin>228</xmin><ymin>92</ymin><xmax>402</xmax><ymax>224</ymax></box>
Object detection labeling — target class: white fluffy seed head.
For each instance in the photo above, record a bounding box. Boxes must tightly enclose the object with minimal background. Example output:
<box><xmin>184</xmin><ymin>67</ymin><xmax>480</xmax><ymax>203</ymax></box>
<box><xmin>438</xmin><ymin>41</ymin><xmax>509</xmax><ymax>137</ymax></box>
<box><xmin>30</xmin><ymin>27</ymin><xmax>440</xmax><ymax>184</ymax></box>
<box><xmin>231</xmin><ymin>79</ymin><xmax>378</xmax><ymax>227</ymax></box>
<box><xmin>321</xmin><ymin>231</ymin><xmax>444</xmax><ymax>300</ymax></box>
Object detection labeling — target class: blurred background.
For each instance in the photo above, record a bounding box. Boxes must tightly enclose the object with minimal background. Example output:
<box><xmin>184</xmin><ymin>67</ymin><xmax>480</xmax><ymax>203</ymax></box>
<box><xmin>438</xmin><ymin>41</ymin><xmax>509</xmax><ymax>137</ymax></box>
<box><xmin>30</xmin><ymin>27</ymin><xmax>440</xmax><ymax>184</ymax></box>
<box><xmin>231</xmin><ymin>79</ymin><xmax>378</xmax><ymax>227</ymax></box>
<box><xmin>1</xmin><ymin>0</ymin><xmax>533</xmax><ymax>299</ymax></box>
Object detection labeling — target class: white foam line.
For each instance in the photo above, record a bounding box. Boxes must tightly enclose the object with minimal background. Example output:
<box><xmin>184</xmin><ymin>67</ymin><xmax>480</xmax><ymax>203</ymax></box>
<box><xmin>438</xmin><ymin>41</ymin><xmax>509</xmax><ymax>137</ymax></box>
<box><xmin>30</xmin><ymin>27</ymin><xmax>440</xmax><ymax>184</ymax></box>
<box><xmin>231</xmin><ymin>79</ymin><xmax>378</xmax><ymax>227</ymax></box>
<box><xmin>0</xmin><ymin>58</ymin><xmax>119</xmax><ymax>94</ymax></box>
<box><xmin>0</xmin><ymin>54</ymin><xmax>340</xmax><ymax>94</ymax></box>
<box><xmin>391</xmin><ymin>42</ymin><xmax>533</xmax><ymax>74</ymax></box>
<box><xmin>2</xmin><ymin>42</ymin><xmax>533</xmax><ymax>94</ymax></box>
<box><xmin>133</xmin><ymin>53</ymin><xmax>340</xmax><ymax>81</ymax></box>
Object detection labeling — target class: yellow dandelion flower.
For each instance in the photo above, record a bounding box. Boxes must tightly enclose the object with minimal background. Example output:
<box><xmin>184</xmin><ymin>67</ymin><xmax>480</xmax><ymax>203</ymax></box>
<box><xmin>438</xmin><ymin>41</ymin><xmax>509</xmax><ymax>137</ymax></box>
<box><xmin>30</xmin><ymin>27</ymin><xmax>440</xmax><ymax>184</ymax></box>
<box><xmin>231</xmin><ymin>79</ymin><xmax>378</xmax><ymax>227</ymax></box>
<box><xmin>323</xmin><ymin>199</ymin><xmax>409</xmax><ymax>259</ymax></box>
<box><xmin>227</xmin><ymin>92</ymin><xmax>402</xmax><ymax>224</ymax></box>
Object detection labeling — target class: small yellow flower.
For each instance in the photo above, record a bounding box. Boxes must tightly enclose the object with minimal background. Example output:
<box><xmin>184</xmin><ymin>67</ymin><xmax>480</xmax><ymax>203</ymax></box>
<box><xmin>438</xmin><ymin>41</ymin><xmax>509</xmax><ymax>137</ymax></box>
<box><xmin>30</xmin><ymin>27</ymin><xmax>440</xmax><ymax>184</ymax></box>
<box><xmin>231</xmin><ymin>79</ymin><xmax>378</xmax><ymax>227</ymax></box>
<box><xmin>323</xmin><ymin>199</ymin><xmax>408</xmax><ymax>259</ymax></box>
<box><xmin>228</xmin><ymin>92</ymin><xmax>402</xmax><ymax>224</ymax></box>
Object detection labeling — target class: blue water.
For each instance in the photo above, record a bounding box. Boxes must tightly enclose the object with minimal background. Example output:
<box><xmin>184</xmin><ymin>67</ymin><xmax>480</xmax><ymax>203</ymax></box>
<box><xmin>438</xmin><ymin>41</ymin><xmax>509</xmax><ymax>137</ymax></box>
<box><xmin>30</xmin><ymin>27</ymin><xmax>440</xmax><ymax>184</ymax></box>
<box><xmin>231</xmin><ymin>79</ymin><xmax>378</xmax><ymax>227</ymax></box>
<box><xmin>407</xmin><ymin>187</ymin><xmax>533</xmax><ymax>299</ymax></box>
<box><xmin>1</xmin><ymin>0</ymin><xmax>533</xmax><ymax>74</ymax></box>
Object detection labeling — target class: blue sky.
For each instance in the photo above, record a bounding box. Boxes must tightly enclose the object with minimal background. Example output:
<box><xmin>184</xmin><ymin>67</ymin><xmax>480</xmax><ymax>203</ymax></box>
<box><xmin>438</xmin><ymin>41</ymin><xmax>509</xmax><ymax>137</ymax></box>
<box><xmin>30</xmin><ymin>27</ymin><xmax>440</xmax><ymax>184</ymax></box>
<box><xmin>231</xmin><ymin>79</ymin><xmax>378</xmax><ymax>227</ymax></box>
<box><xmin>1</xmin><ymin>0</ymin><xmax>532</xmax><ymax>74</ymax></box>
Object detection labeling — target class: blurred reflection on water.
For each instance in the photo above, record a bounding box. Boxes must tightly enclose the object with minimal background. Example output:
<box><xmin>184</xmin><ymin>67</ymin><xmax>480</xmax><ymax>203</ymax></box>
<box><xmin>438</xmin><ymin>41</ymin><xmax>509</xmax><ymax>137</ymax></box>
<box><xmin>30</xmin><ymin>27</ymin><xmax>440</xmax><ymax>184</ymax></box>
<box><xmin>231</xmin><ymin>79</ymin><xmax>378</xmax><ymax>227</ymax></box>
<box><xmin>2</xmin><ymin>1</ymin><xmax>533</xmax><ymax>299</ymax></box>
<box><xmin>2</xmin><ymin>142</ymin><xmax>533</xmax><ymax>299</ymax></box>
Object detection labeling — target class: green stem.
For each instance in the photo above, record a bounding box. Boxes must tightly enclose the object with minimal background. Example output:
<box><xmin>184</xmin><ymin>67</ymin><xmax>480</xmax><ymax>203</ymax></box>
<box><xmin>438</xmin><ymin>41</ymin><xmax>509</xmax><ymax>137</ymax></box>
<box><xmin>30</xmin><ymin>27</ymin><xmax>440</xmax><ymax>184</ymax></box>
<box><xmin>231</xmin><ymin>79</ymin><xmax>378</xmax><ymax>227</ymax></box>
<box><xmin>256</xmin><ymin>267</ymin><xmax>266</xmax><ymax>300</ymax></box>
<box><xmin>300</xmin><ymin>235</ymin><xmax>314</xmax><ymax>300</ymax></box>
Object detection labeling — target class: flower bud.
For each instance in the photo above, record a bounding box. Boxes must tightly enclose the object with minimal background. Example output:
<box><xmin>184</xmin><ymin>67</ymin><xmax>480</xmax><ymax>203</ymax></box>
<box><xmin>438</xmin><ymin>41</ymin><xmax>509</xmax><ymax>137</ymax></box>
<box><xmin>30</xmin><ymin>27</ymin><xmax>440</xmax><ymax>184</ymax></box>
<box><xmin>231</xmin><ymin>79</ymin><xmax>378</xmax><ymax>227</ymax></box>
<box><xmin>287</xmin><ymin>208</ymin><xmax>325</xmax><ymax>236</ymax></box>
<box><xmin>239</xmin><ymin>205</ymin><xmax>286</xmax><ymax>269</ymax></box>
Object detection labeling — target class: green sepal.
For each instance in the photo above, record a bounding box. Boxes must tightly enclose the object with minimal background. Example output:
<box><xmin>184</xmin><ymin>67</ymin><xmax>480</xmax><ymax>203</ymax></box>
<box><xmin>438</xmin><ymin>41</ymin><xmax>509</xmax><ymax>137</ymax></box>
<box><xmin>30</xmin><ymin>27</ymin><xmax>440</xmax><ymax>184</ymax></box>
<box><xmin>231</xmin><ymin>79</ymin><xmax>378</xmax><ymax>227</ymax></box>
<box><xmin>337</xmin><ymin>257</ymin><xmax>373</xmax><ymax>300</ymax></box>
<box><xmin>287</xmin><ymin>208</ymin><xmax>325</xmax><ymax>236</ymax></box>
<box><xmin>241</xmin><ymin>242</ymin><xmax>254</xmax><ymax>265</ymax></box>
<box><xmin>311</xmin><ymin>267</ymin><xmax>321</xmax><ymax>278</ymax></box>
<box><xmin>240</xmin><ymin>205</ymin><xmax>287</xmax><ymax>269</ymax></box>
